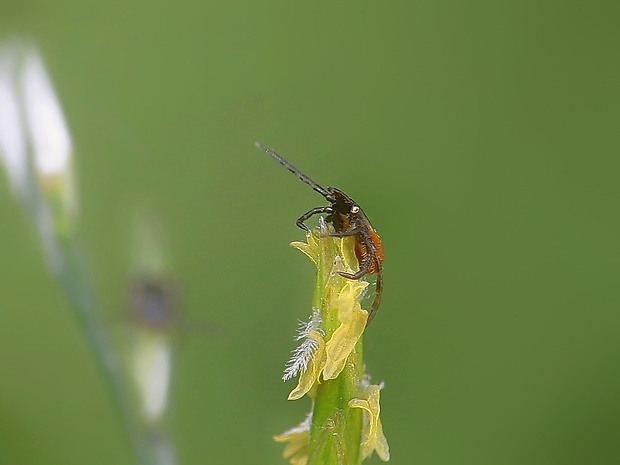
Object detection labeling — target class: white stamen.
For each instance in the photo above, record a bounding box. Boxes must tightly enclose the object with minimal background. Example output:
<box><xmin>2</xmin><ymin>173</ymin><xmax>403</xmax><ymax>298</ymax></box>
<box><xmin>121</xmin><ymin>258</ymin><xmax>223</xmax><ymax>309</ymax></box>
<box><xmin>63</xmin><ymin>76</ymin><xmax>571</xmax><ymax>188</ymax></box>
<box><xmin>282</xmin><ymin>308</ymin><xmax>323</xmax><ymax>381</ymax></box>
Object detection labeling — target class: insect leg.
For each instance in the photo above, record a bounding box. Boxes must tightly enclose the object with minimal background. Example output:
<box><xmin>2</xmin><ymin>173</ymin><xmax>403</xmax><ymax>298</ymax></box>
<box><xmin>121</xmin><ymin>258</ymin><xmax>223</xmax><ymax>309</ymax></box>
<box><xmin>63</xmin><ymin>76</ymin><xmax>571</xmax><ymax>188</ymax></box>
<box><xmin>296</xmin><ymin>206</ymin><xmax>333</xmax><ymax>231</ymax></box>
<box><xmin>338</xmin><ymin>229</ymin><xmax>383</xmax><ymax>325</ymax></box>
<box><xmin>366</xmin><ymin>266</ymin><xmax>383</xmax><ymax>326</ymax></box>
<box><xmin>338</xmin><ymin>227</ymin><xmax>373</xmax><ymax>278</ymax></box>
<box><xmin>338</xmin><ymin>254</ymin><xmax>371</xmax><ymax>279</ymax></box>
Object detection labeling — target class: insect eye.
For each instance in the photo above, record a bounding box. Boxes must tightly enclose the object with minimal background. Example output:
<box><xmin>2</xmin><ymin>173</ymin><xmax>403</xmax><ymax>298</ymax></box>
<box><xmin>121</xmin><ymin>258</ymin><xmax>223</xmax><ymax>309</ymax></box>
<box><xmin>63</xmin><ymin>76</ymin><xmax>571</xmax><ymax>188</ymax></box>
<box><xmin>351</xmin><ymin>205</ymin><xmax>360</xmax><ymax>214</ymax></box>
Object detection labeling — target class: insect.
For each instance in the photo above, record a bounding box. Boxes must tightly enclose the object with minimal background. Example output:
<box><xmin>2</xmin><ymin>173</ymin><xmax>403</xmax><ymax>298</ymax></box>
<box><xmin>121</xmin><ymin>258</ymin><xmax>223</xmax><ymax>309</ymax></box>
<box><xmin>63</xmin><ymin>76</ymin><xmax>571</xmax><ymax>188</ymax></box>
<box><xmin>256</xmin><ymin>142</ymin><xmax>384</xmax><ymax>325</ymax></box>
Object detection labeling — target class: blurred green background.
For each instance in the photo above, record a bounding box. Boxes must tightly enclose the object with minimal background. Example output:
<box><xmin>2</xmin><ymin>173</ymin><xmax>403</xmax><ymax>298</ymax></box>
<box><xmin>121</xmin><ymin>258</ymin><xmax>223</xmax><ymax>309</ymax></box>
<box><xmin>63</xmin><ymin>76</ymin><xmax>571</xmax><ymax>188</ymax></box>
<box><xmin>0</xmin><ymin>1</ymin><xmax>619</xmax><ymax>464</ymax></box>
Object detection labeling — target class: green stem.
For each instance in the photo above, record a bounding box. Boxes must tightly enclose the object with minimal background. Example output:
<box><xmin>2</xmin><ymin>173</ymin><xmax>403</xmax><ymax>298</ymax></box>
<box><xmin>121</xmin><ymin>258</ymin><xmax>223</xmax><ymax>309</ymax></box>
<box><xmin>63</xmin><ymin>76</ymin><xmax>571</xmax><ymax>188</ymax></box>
<box><xmin>57</xmin><ymin>236</ymin><xmax>152</xmax><ymax>465</ymax></box>
<box><xmin>307</xmin><ymin>231</ymin><xmax>363</xmax><ymax>465</ymax></box>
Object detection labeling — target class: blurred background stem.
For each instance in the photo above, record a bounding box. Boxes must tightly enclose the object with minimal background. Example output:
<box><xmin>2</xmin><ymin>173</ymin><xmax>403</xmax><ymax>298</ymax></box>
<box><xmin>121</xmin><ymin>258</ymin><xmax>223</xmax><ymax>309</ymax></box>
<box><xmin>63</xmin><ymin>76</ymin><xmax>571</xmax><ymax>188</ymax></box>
<box><xmin>0</xmin><ymin>41</ymin><xmax>173</xmax><ymax>465</ymax></box>
<box><xmin>57</xmin><ymin>237</ymin><xmax>152</xmax><ymax>465</ymax></box>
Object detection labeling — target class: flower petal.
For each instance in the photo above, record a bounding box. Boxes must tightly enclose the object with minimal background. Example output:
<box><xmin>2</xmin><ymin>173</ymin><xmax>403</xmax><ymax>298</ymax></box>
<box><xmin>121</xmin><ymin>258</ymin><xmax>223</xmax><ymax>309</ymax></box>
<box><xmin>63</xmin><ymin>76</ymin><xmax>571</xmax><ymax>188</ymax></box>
<box><xmin>348</xmin><ymin>384</ymin><xmax>390</xmax><ymax>461</ymax></box>
<box><xmin>323</xmin><ymin>280</ymin><xmax>368</xmax><ymax>380</ymax></box>
<box><xmin>291</xmin><ymin>231</ymin><xmax>320</xmax><ymax>266</ymax></box>
<box><xmin>273</xmin><ymin>414</ymin><xmax>311</xmax><ymax>465</ymax></box>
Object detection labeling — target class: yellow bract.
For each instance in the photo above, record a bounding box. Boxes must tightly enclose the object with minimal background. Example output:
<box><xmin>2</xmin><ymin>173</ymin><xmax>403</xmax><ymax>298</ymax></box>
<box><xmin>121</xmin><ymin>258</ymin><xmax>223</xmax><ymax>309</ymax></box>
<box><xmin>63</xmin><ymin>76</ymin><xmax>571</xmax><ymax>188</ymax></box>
<box><xmin>323</xmin><ymin>279</ymin><xmax>368</xmax><ymax>380</ymax></box>
<box><xmin>287</xmin><ymin>275</ymin><xmax>368</xmax><ymax>398</ymax></box>
<box><xmin>348</xmin><ymin>384</ymin><xmax>390</xmax><ymax>461</ymax></box>
<box><xmin>290</xmin><ymin>231</ymin><xmax>320</xmax><ymax>267</ymax></box>
<box><xmin>273</xmin><ymin>417</ymin><xmax>311</xmax><ymax>465</ymax></box>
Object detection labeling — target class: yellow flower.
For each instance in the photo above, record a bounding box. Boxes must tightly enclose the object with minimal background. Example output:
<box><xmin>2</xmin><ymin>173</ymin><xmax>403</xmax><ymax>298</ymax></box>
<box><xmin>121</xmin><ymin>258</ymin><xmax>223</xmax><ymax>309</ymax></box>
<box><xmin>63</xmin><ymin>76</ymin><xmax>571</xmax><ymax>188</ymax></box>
<box><xmin>290</xmin><ymin>231</ymin><xmax>321</xmax><ymax>267</ymax></box>
<box><xmin>279</xmin><ymin>221</ymin><xmax>390</xmax><ymax>463</ymax></box>
<box><xmin>273</xmin><ymin>415</ymin><xmax>311</xmax><ymax>465</ymax></box>
<box><xmin>348</xmin><ymin>384</ymin><xmax>390</xmax><ymax>461</ymax></box>
<box><xmin>323</xmin><ymin>278</ymin><xmax>368</xmax><ymax>380</ymax></box>
<box><xmin>285</xmin><ymin>275</ymin><xmax>368</xmax><ymax>398</ymax></box>
<box><xmin>288</xmin><ymin>229</ymin><xmax>369</xmax><ymax>391</ymax></box>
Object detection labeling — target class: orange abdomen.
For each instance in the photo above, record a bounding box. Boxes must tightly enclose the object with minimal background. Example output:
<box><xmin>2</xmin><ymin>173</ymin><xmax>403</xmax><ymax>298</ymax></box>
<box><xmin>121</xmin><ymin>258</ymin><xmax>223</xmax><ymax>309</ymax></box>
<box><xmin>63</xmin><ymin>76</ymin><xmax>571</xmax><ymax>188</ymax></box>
<box><xmin>355</xmin><ymin>229</ymin><xmax>384</xmax><ymax>274</ymax></box>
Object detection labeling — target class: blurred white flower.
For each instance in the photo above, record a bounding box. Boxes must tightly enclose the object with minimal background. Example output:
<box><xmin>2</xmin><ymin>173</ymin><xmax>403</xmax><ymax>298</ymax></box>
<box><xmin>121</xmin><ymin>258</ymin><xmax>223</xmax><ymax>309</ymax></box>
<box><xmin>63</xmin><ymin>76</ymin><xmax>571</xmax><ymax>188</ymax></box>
<box><xmin>128</xmin><ymin>215</ymin><xmax>176</xmax><ymax>424</ymax></box>
<box><xmin>0</xmin><ymin>39</ymin><xmax>76</xmax><ymax>271</ymax></box>
<box><xmin>22</xmin><ymin>48</ymin><xmax>73</xmax><ymax>179</ymax></box>
<box><xmin>0</xmin><ymin>44</ymin><xmax>28</xmax><ymax>197</ymax></box>
<box><xmin>131</xmin><ymin>331</ymin><xmax>172</xmax><ymax>423</ymax></box>
<box><xmin>21</xmin><ymin>43</ymin><xmax>77</xmax><ymax>228</ymax></box>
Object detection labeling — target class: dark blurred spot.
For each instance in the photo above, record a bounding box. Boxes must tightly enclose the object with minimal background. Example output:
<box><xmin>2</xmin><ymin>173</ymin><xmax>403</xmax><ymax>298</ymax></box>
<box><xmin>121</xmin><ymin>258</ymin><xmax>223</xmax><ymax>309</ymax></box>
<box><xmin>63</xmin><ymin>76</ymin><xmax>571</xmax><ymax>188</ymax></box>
<box><xmin>130</xmin><ymin>278</ymin><xmax>178</xmax><ymax>329</ymax></box>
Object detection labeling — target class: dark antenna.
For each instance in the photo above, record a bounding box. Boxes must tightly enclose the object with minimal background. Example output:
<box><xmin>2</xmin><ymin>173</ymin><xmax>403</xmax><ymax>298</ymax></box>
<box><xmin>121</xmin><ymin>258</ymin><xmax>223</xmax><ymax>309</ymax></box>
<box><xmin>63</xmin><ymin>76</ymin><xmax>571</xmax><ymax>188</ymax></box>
<box><xmin>255</xmin><ymin>142</ymin><xmax>336</xmax><ymax>202</ymax></box>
